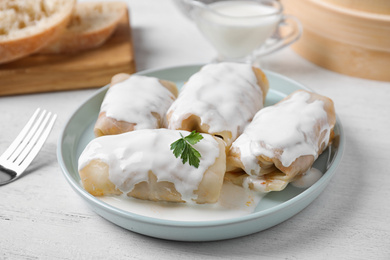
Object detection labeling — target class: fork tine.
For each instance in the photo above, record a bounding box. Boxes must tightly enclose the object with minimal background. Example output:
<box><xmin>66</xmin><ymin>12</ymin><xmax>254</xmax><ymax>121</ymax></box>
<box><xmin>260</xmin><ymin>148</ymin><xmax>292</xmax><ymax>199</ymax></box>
<box><xmin>7</xmin><ymin>109</ymin><xmax>47</xmax><ymax>162</ymax></box>
<box><xmin>16</xmin><ymin>113</ymin><xmax>57</xmax><ymax>173</ymax></box>
<box><xmin>0</xmin><ymin>108</ymin><xmax>41</xmax><ymax>160</ymax></box>
<box><xmin>14</xmin><ymin>111</ymin><xmax>52</xmax><ymax>165</ymax></box>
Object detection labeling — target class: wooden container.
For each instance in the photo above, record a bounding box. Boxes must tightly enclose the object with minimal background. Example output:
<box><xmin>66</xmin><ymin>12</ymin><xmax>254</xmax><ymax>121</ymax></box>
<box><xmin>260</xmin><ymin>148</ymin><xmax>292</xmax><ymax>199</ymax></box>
<box><xmin>321</xmin><ymin>0</ymin><xmax>390</xmax><ymax>14</ymax></box>
<box><xmin>282</xmin><ymin>0</ymin><xmax>390</xmax><ymax>81</ymax></box>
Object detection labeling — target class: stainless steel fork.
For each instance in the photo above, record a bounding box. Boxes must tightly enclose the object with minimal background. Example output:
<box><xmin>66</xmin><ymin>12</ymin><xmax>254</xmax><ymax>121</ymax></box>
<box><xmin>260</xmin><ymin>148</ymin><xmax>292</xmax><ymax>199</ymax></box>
<box><xmin>0</xmin><ymin>108</ymin><xmax>57</xmax><ymax>185</ymax></box>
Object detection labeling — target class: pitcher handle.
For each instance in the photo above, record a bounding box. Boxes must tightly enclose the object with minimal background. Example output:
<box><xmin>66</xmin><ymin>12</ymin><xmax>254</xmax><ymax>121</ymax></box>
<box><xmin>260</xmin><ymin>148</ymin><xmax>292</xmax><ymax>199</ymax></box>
<box><xmin>255</xmin><ymin>14</ymin><xmax>302</xmax><ymax>57</ymax></box>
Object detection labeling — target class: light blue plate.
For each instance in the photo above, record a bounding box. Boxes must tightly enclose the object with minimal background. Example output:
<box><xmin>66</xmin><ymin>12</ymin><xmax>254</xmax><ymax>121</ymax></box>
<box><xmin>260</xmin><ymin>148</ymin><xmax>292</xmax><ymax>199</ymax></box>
<box><xmin>57</xmin><ymin>64</ymin><xmax>345</xmax><ymax>241</ymax></box>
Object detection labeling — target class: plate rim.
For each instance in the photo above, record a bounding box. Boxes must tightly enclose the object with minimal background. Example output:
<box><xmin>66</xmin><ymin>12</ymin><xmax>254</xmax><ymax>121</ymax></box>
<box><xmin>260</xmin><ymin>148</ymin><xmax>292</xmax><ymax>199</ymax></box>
<box><xmin>57</xmin><ymin>63</ymin><xmax>345</xmax><ymax>228</ymax></box>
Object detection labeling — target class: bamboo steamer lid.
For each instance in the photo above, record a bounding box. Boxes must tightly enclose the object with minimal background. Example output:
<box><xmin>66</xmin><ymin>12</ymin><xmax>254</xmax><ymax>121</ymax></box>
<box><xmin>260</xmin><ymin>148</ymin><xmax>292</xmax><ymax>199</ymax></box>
<box><xmin>321</xmin><ymin>0</ymin><xmax>390</xmax><ymax>14</ymax></box>
<box><xmin>282</xmin><ymin>0</ymin><xmax>390</xmax><ymax>81</ymax></box>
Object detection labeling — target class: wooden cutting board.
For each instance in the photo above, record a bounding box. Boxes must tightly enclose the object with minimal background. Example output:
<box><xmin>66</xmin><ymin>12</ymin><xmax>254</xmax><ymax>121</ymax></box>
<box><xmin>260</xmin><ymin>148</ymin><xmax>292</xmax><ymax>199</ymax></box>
<box><xmin>0</xmin><ymin>12</ymin><xmax>136</xmax><ymax>96</ymax></box>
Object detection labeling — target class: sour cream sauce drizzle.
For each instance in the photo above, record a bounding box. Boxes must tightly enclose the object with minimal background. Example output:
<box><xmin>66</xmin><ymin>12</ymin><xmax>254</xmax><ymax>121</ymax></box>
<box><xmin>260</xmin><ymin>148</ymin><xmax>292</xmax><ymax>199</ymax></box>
<box><xmin>232</xmin><ymin>91</ymin><xmax>331</xmax><ymax>176</ymax></box>
<box><xmin>99</xmin><ymin>181</ymin><xmax>265</xmax><ymax>221</ymax></box>
<box><xmin>167</xmin><ymin>62</ymin><xmax>264</xmax><ymax>141</ymax></box>
<box><xmin>101</xmin><ymin>75</ymin><xmax>175</xmax><ymax>129</ymax></box>
<box><xmin>78</xmin><ymin>129</ymin><xmax>220</xmax><ymax>202</ymax></box>
<box><xmin>291</xmin><ymin>168</ymin><xmax>323</xmax><ymax>188</ymax></box>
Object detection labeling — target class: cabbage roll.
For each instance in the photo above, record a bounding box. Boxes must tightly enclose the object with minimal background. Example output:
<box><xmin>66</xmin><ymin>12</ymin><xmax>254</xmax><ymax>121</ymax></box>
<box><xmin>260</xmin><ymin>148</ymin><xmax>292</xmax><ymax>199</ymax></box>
<box><xmin>226</xmin><ymin>90</ymin><xmax>336</xmax><ymax>192</ymax></box>
<box><xmin>78</xmin><ymin>129</ymin><xmax>226</xmax><ymax>204</ymax></box>
<box><xmin>94</xmin><ymin>73</ymin><xmax>178</xmax><ymax>137</ymax></box>
<box><xmin>167</xmin><ymin>62</ymin><xmax>269</xmax><ymax>146</ymax></box>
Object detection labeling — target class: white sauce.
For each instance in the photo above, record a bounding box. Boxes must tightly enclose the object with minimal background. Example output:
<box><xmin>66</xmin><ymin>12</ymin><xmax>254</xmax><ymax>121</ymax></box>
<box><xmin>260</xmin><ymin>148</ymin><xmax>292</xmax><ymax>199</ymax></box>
<box><xmin>80</xmin><ymin>72</ymin><xmax>329</xmax><ymax>221</ymax></box>
<box><xmin>99</xmin><ymin>181</ymin><xmax>265</xmax><ymax>221</ymax></box>
<box><xmin>100</xmin><ymin>75</ymin><xmax>175</xmax><ymax>129</ymax></box>
<box><xmin>192</xmin><ymin>1</ymin><xmax>281</xmax><ymax>59</ymax></box>
<box><xmin>231</xmin><ymin>91</ymin><xmax>331</xmax><ymax>176</ymax></box>
<box><xmin>242</xmin><ymin>176</ymin><xmax>271</xmax><ymax>193</ymax></box>
<box><xmin>78</xmin><ymin>129</ymin><xmax>220</xmax><ymax>202</ymax></box>
<box><xmin>291</xmin><ymin>168</ymin><xmax>323</xmax><ymax>188</ymax></box>
<box><xmin>167</xmin><ymin>62</ymin><xmax>264</xmax><ymax>143</ymax></box>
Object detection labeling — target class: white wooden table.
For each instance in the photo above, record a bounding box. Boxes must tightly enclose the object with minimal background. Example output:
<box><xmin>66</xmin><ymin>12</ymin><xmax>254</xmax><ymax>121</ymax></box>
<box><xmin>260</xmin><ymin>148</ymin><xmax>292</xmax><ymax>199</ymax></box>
<box><xmin>1</xmin><ymin>0</ymin><xmax>389</xmax><ymax>259</ymax></box>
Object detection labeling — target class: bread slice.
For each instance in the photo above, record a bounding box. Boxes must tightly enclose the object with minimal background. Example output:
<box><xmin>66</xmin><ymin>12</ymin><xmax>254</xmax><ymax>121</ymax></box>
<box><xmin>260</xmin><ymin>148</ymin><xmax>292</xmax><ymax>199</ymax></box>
<box><xmin>39</xmin><ymin>2</ymin><xmax>127</xmax><ymax>54</ymax></box>
<box><xmin>0</xmin><ymin>0</ymin><xmax>76</xmax><ymax>64</ymax></box>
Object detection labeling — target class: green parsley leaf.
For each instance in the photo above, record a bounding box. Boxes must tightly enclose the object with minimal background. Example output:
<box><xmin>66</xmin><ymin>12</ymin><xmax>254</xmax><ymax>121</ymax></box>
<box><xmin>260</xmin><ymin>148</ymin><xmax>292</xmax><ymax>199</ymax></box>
<box><xmin>170</xmin><ymin>131</ymin><xmax>203</xmax><ymax>168</ymax></box>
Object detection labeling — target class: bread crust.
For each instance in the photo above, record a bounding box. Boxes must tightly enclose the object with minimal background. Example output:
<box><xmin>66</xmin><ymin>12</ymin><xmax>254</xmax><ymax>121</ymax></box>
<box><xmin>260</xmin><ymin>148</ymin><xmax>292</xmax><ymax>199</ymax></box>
<box><xmin>39</xmin><ymin>2</ymin><xmax>127</xmax><ymax>54</ymax></box>
<box><xmin>0</xmin><ymin>0</ymin><xmax>76</xmax><ymax>64</ymax></box>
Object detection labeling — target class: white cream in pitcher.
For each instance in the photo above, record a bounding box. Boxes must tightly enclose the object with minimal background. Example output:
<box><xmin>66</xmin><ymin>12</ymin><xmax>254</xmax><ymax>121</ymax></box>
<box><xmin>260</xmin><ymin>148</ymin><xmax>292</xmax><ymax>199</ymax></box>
<box><xmin>192</xmin><ymin>0</ymin><xmax>281</xmax><ymax>59</ymax></box>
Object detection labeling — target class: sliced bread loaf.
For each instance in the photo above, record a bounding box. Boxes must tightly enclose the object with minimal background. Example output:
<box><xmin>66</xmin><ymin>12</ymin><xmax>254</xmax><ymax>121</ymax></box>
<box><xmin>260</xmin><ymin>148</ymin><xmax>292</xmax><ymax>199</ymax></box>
<box><xmin>0</xmin><ymin>0</ymin><xmax>76</xmax><ymax>64</ymax></box>
<box><xmin>40</xmin><ymin>1</ymin><xmax>127</xmax><ymax>54</ymax></box>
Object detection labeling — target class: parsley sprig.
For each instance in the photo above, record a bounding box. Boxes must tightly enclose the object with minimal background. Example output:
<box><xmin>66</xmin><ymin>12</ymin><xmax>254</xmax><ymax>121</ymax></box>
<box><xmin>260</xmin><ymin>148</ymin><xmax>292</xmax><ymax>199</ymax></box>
<box><xmin>170</xmin><ymin>131</ymin><xmax>203</xmax><ymax>168</ymax></box>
